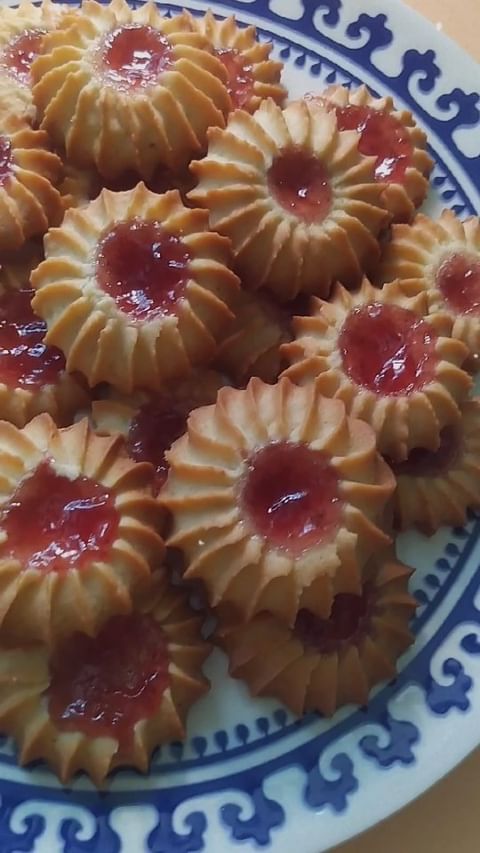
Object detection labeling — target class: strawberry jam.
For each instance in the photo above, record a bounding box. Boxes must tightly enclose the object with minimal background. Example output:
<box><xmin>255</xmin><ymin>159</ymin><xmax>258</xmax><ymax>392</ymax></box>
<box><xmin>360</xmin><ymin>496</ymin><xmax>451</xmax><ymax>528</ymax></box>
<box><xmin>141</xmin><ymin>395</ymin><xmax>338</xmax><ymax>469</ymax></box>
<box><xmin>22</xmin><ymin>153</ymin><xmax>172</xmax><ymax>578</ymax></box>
<box><xmin>0</xmin><ymin>288</ymin><xmax>65</xmax><ymax>389</ymax></box>
<box><xmin>1</xmin><ymin>29</ymin><xmax>45</xmax><ymax>83</ymax></box>
<box><xmin>100</xmin><ymin>25</ymin><xmax>173</xmax><ymax>90</ymax></box>
<box><xmin>216</xmin><ymin>48</ymin><xmax>253</xmax><ymax>109</ymax></box>
<box><xmin>240</xmin><ymin>442</ymin><xmax>342</xmax><ymax>555</ymax></box>
<box><xmin>339</xmin><ymin>303</ymin><xmax>437</xmax><ymax>396</ymax></box>
<box><xmin>0</xmin><ymin>136</ymin><xmax>12</xmax><ymax>187</ymax></box>
<box><xmin>435</xmin><ymin>252</ymin><xmax>480</xmax><ymax>316</ymax></box>
<box><xmin>387</xmin><ymin>425</ymin><xmax>460</xmax><ymax>477</ymax></box>
<box><xmin>96</xmin><ymin>219</ymin><xmax>190</xmax><ymax>322</ymax></box>
<box><xmin>334</xmin><ymin>105</ymin><xmax>413</xmax><ymax>183</ymax></box>
<box><xmin>127</xmin><ymin>397</ymin><xmax>190</xmax><ymax>493</ymax></box>
<box><xmin>0</xmin><ymin>461</ymin><xmax>118</xmax><ymax>573</ymax></box>
<box><xmin>47</xmin><ymin>612</ymin><xmax>169</xmax><ymax>745</ymax></box>
<box><xmin>294</xmin><ymin>587</ymin><xmax>370</xmax><ymax>654</ymax></box>
<box><xmin>267</xmin><ymin>148</ymin><xmax>332</xmax><ymax>223</ymax></box>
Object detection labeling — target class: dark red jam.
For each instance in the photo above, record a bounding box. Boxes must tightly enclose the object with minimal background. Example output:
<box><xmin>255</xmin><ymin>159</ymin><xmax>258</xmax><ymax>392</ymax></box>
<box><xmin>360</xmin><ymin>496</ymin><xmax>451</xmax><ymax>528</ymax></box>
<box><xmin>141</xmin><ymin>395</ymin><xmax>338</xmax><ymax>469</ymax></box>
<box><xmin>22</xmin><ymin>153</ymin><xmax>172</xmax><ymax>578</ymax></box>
<box><xmin>339</xmin><ymin>303</ymin><xmax>437</xmax><ymax>396</ymax></box>
<box><xmin>0</xmin><ymin>136</ymin><xmax>13</xmax><ymax>187</ymax></box>
<box><xmin>0</xmin><ymin>461</ymin><xmax>118</xmax><ymax>573</ymax></box>
<box><xmin>95</xmin><ymin>219</ymin><xmax>190</xmax><ymax>322</ymax></box>
<box><xmin>267</xmin><ymin>148</ymin><xmax>332</xmax><ymax>223</ymax></box>
<box><xmin>0</xmin><ymin>287</ymin><xmax>65</xmax><ymax>389</ymax></box>
<box><xmin>127</xmin><ymin>397</ymin><xmax>191</xmax><ymax>493</ymax></box>
<box><xmin>240</xmin><ymin>441</ymin><xmax>342</xmax><ymax>555</ymax></box>
<box><xmin>1</xmin><ymin>29</ymin><xmax>45</xmax><ymax>83</ymax></box>
<box><xmin>294</xmin><ymin>587</ymin><xmax>370</xmax><ymax>654</ymax></box>
<box><xmin>100</xmin><ymin>25</ymin><xmax>173</xmax><ymax>89</ymax></box>
<box><xmin>216</xmin><ymin>47</ymin><xmax>253</xmax><ymax>109</ymax></box>
<box><xmin>47</xmin><ymin>613</ymin><xmax>169</xmax><ymax>746</ymax></box>
<box><xmin>435</xmin><ymin>252</ymin><xmax>480</xmax><ymax>316</ymax></box>
<box><xmin>387</xmin><ymin>425</ymin><xmax>460</xmax><ymax>477</ymax></box>
<box><xmin>334</xmin><ymin>104</ymin><xmax>413</xmax><ymax>183</ymax></box>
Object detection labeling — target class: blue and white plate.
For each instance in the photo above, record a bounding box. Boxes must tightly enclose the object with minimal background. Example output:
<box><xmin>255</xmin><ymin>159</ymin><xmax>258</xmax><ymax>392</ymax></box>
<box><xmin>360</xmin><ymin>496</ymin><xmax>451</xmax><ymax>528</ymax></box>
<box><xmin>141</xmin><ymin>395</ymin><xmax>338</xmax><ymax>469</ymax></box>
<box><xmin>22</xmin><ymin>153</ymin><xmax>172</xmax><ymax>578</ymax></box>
<box><xmin>2</xmin><ymin>1</ymin><xmax>480</xmax><ymax>851</ymax></box>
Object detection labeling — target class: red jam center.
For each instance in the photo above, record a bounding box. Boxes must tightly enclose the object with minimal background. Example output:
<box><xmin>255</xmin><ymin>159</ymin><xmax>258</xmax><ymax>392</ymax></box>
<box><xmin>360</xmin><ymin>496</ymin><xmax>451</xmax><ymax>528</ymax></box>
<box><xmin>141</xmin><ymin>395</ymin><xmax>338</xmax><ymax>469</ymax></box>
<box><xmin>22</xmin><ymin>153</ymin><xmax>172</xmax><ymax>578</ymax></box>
<box><xmin>339</xmin><ymin>303</ymin><xmax>437</xmax><ymax>396</ymax></box>
<box><xmin>96</xmin><ymin>220</ymin><xmax>190</xmax><ymax>322</ymax></box>
<box><xmin>294</xmin><ymin>588</ymin><xmax>370</xmax><ymax>654</ymax></box>
<box><xmin>216</xmin><ymin>47</ymin><xmax>253</xmax><ymax>109</ymax></box>
<box><xmin>47</xmin><ymin>613</ymin><xmax>169</xmax><ymax>746</ymax></box>
<box><xmin>435</xmin><ymin>252</ymin><xmax>480</xmax><ymax>316</ymax></box>
<box><xmin>1</xmin><ymin>29</ymin><xmax>45</xmax><ymax>83</ymax></box>
<box><xmin>388</xmin><ymin>425</ymin><xmax>460</xmax><ymax>477</ymax></box>
<box><xmin>267</xmin><ymin>148</ymin><xmax>332</xmax><ymax>224</ymax></box>
<box><xmin>334</xmin><ymin>105</ymin><xmax>413</xmax><ymax>183</ymax></box>
<box><xmin>0</xmin><ymin>461</ymin><xmax>118</xmax><ymax>573</ymax></box>
<box><xmin>127</xmin><ymin>397</ymin><xmax>190</xmax><ymax>493</ymax></box>
<box><xmin>0</xmin><ymin>288</ymin><xmax>65</xmax><ymax>389</ymax></box>
<box><xmin>100</xmin><ymin>25</ymin><xmax>173</xmax><ymax>89</ymax></box>
<box><xmin>240</xmin><ymin>442</ymin><xmax>342</xmax><ymax>555</ymax></box>
<box><xmin>0</xmin><ymin>136</ymin><xmax>12</xmax><ymax>188</ymax></box>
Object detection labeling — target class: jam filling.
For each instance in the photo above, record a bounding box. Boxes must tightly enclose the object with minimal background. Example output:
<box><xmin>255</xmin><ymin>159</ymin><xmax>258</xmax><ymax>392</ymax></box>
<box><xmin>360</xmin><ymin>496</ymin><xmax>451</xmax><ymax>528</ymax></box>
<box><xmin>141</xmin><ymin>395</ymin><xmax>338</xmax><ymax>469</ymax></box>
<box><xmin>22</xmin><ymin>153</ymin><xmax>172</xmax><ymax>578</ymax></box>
<box><xmin>1</xmin><ymin>29</ymin><xmax>45</xmax><ymax>83</ymax></box>
<box><xmin>334</xmin><ymin>105</ymin><xmax>413</xmax><ymax>183</ymax></box>
<box><xmin>96</xmin><ymin>219</ymin><xmax>191</xmax><ymax>321</ymax></box>
<box><xmin>127</xmin><ymin>397</ymin><xmax>191</xmax><ymax>493</ymax></box>
<box><xmin>294</xmin><ymin>587</ymin><xmax>370</xmax><ymax>655</ymax></box>
<box><xmin>240</xmin><ymin>442</ymin><xmax>342</xmax><ymax>555</ymax></box>
<box><xmin>0</xmin><ymin>136</ymin><xmax>13</xmax><ymax>188</ymax></box>
<box><xmin>216</xmin><ymin>47</ymin><xmax>253</xmax><ymax>109</ymax></box>
<box><xmin>268</xmin><ymin>148</ymin><xmax>332</xmax><ymax>224</ymax></box>
<box><xmin>435</xmin><ymin>252</ymin><xmax>480</xmax><ymax>316</ymax></box>
<box><xmin>0</xmin><ymin>461</ymin><xmax>118</xmax><ymax>573</ymax></box>
<box><xmin>339</xmin><ymin>303</ymin><xmax>437</xmax><ymax>396</ymax></box>
<box><xmin>0</xmin><ymin>287</ymin><xmax>65</xmax><ymax>389</ymax></box>
<box><xmin>100</xmin><ymin>25</ymin><xmax>173</xmax><ymax>89</ymax></box>
<box><xmin>47</xmin><ymin>613</ymin><xmax>170</xmax><ymax>746</ymax></box>
<box><xmin>387</xmin><ymin>425</ymin><xmax>460</xmax><ymax>477</ymax></box>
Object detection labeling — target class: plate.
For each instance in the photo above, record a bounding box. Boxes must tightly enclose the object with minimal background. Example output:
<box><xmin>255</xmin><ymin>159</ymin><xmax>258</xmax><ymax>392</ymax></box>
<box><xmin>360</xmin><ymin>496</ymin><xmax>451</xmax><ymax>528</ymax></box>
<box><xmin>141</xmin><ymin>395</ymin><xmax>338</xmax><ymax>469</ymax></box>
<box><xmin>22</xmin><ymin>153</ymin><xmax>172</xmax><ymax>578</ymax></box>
<box><xmin>1</xmin><ymin>1</ymin><xmax>480</xmax><ymax>851</ymax></box>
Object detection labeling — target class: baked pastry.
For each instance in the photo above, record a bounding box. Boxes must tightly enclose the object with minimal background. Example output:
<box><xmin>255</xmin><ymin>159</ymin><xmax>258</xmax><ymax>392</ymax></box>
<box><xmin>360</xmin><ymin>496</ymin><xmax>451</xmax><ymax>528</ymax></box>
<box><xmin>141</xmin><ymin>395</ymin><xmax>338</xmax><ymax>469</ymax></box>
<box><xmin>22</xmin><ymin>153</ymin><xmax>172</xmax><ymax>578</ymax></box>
<box><xmin>378</xmin><ymin>210</ymin><xmax>480</xmax><ymax>362</ymax></box>
<box><xmin>215</xmin><ymin>288</ymin><xmax>292</xmax><ymax>384</ymax></box>
<box><xmin>182</xmin><ymin>9</ymin><xmax>285</xmax><ymax>113</ymax></box>
<box><xmin>31</xmin><ymin>184</ymin><xmax>239</xmax><ymax>392</ymax></box>
<box><xmin>0</xmin><ymin>112</ymin><xmax>63</xmax><ymax>254</ymax></box>
<box><xmin>0</xmin><ymin>413</ymin><xmax>164</xmax><ymax>645</ymax></box>
<box><xmin>32</xmin><ymin>0</ymin><xmax>231</xmax><ymax>179</ymax></box>
<box><xmin>160</xmin><ymin>377</ymin><xmax>395</xmax><ymax>626</ymax></box>
<box><xmin>189</xmin><ymin>98</ymin><xmax>388</xmax><ymax>301</ymax></box>
<box><xmin>282</xmin><ymin>278</ymin><xmax>472</xmax><ymax>460</ymax></box>
<box><xmin>0</xmin><ymin>573</ymin><xmax>210</xmax><ymax>784</ymax></box>
<box><xmin>313</xmin><ymin>84</ymin><xmax>433</xmax><ymax>222</ymax></box>
<box><xmin>216</xmin><ymin>549</ymin><xmax>416</xmax><ymax>716</ymax></box>
<box><xmin>387</xmin><ymin>398</ymin><xmax>480</xmax><ymax>534</ymax></box>
<box><xmin>91</xmin><ymin>369</ymin><xmax>224</xmax><ymax>493</ymax></box>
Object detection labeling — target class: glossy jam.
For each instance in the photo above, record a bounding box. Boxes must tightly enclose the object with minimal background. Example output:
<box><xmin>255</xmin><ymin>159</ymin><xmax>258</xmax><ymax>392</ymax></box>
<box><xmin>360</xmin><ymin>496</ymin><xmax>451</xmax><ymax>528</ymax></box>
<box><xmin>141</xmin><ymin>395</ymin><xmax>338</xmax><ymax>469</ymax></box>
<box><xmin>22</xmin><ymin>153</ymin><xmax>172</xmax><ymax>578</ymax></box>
<box><xmin>339</xmin><ymin>303</ymin><xmax>437</xmax><ymax>396</ymax></box>
<box><xmin>267</xmin><ymin>148</ymin><xmax>332</xmax><ymax>224</ymax></box>
<box><xmin>334</xmin><ymin>105</ymin><xmax>413</xmax><ymax>183</ymax></box>
<box><xmin>0</xmin><ymin>136</ymin><xmax>12</xmax><ymax>187</ymax></box>
<box><xmin>216</xmin><ymin>48</ymin><xmax>253</xmax><ymax>109</ymax></box>
<box><xmin>1</xmin><ymin>29</ymin><xmax>45</xmax><ymax>83</ymax></box>
<box><xmin>96</xmin><ymin>220</ymin><xmax>190</xmax><ymax>322</ymax></box>
<box><xmin>47</xmin><ymin>613</ymin><xmax>169</xmax><ymax>746</ymax></box>
<box><xmin>127</xmin><ymin>397</ymin><xmax>190</xmax><ymax>493</ymax></box>
<box><xmin>294</xmin><ymin>587</ymin><xmax>370</xmax><ymax>654</ymax></box>
<box><xmin>435</xmin><ymin>252</ymin><xmax>480</xmax><ymax>316</ymax></box>
<box><xmin>0</xmin><ymin>461</ymin><xmax>118</xmax><ymax>573</ymax></box>
<box><xmin>388</xmin><ymin>425</ymin><xmax>460</xmax><ymax>477</ymax></box>
<box><xmin>0</xmin><ymin>288</ymin><xmax>65</xmax><ymax>389</ymax></box>
<box><xmin>100</xmin><ymin>25</ymin><xmax>172</xmax><ymax>89</ymax></box>
<box><xmin>240</xmin><ymin>442</ymin><xmax>342</xmax><ymax>555</ymax></box>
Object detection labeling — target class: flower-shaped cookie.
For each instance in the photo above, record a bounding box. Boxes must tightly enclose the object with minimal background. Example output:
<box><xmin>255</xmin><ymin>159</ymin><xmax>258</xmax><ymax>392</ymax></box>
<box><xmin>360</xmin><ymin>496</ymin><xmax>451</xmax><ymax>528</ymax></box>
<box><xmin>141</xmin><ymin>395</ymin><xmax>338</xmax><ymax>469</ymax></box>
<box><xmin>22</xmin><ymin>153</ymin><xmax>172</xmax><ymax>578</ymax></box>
<box><xmin>32</xmin><ymin>0</ymin><xmax>231</xmax><ymax>179</ymax></box>
<box><xmin>160</xmin><ymin>377</ymin><xmax>395</xmax><ymax>626</ymax></box>
<box><xmin>0</xmin><ymin>413</ymin><xmax>164</xmax><ymax>645</ymax></box>
<box><xmin>378</xmin><ymin>210</ymin><xmax>480</xmax><ymax>362</ymax></box>
<box><xmin>314</xmin><ymin>84</ymin><xmax>433</xmax><ymax>222</ymax></box>
<box><xmin>217</xmin><ymin>549</ymin><xmax>416</xmax><ymax>716</ymax></box>
<box><xmin>189</xmin><ymin>99</ymin><xmax>388</xmax><ymax>301</ymax></box>
<box><xmin>31</xmin><ymin>184</ymin><xmax>239</xmax><ymax>392</ymax></box>
<box><xmin>0</xmin><ymin>573</ymin><xmax>210</xmax><ymax>783</ymax></box>
<box><xmin>282</xmin><ymin>278</ymin><xmax>472</xmax><ymax>460</ymax></box>
<box><xmin>182</xmin><ymin>9</ymin><xmax>285</xmax><ymax>113</ymax></box>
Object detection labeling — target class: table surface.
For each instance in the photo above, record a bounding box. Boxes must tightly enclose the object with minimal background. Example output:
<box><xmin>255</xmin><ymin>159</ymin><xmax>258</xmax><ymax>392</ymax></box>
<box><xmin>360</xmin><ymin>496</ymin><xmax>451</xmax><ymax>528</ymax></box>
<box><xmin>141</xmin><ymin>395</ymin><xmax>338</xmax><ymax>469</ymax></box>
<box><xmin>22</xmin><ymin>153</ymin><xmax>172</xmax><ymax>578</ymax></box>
<box><xmin>335</xmin><ymin>2</ymin><xmax>479</xmax><ymax>851</ymax></box>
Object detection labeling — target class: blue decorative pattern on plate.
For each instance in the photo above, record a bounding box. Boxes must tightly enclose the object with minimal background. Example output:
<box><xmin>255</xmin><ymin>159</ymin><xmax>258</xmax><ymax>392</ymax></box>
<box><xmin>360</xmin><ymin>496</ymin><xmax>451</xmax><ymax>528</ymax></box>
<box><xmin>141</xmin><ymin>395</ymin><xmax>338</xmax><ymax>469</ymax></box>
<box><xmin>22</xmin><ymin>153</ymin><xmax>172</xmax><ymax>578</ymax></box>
<box><xmin>1</xmin><ymin>0</ymin><xmax>479</xmax><ymax>850</ymax></box>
